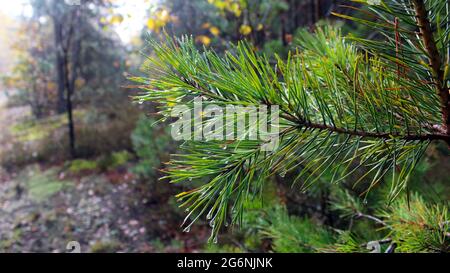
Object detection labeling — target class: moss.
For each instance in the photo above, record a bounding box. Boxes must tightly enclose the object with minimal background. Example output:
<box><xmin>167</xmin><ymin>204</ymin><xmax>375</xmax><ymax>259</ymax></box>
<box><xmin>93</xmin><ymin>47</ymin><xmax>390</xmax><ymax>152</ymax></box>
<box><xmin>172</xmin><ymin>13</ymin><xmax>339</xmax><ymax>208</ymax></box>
<box><xmin>90</xmin><ymin>241</ymin><xmax>122</xmax><ymax>253</ymax></box>
<box><xmin>150</xmin><ymin>239</ymin><xmax>165</xmax><ymax>252</ymax></box>
<box><xmin>10</xmin><ymin>110</ymin><xmax>86</xmax><ymax>142</ymax></box>
<box><xmin>97</xmin><ymin>151</ymin><xmax>133</xmax><ymax>171</ymax></box>
<box><xmin>11</xmin><ymin>120</ymin><xmax>48</xmax><ymax>142</ymax></box>
<box><xmin>150</xmin><ymin>239</ymin><xmax>185</xmax><ymax>252</ymax></box>
<box><xmin>22</xmin><ymin>167</ymin><xmax>72</xmax><ymax>202</ymax></box>
<box><xmin>69</xmin><ymin>159</ymin><xmax>98</xmax><ymax>173</ymax></box>
<box><xmin>205</xmin><ymin>244</ymin><xmax>244</xmax><ymax>253</ymax></box>
<box><xmin>110</xmin><ymin>151</ymin><xmax>132</xmax><ymax>167</ymax></box>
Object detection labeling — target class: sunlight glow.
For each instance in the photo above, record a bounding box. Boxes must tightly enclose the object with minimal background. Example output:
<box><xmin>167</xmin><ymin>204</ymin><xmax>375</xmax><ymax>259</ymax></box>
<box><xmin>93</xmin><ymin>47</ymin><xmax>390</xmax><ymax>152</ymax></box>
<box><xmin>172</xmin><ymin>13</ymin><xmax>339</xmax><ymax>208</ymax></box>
<box><xmin>113</xmin><ymin>0</ymin><xmax>152</xmax><ymax>43</ymax></box>
<box><xmin>0</xmin><ymin>0</ymin><xmax>152</xmax><ymax>44</ymax></box>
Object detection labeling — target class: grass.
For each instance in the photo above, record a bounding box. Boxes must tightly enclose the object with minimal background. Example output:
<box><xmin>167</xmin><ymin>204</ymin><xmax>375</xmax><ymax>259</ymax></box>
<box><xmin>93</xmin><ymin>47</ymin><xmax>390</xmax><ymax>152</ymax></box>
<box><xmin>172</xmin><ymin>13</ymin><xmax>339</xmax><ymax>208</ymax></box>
<box><xmin>69</xmin><ymin>159</ymin><xmax>98</xmax><ymax>173</ymax></box>
<box><xmin>21</xmin><ymin>166</ymin><xmax>73</xmax><ymax>202</ymax></box>
<box><xmin>10</xmin><ymin>110</ymin><xmax>86</xmax><ymax>142</ymax></box>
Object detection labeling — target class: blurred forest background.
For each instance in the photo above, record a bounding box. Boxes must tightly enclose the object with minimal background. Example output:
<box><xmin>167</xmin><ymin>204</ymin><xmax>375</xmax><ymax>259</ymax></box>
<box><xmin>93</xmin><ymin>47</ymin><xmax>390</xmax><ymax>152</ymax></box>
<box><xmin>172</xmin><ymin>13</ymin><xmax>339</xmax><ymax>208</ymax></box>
<box><xmin>0</xmin><ymin>0</ymin><xmax>448</xmax><ymax>253</ymax></box>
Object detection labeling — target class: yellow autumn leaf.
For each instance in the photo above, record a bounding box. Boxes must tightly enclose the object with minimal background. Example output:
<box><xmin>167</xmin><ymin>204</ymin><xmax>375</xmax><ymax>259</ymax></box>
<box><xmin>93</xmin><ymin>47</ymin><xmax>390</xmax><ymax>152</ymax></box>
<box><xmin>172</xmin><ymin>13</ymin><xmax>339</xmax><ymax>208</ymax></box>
<box><xmin>239</xmin><ymin>25</ymin><xmax>252</xmax><ymax>35</ymax></box>
<box><xmin>196</xmin><ymin>35</ymin><xmax>212</xmax><ymax>46</ymax></box>
<box><xmin>209</xmin><ymin>26</ymin><xmax>220</xmax><ymax>36</ymax></box>
<box><xmin>147</xmin><ymin>19</ymin><xmax>156</xmax><ymax>31</ymax></box>
<box><xmin>110</xmin><ymin>14</ymin><xmax>124</xmax><ymax>25</ymax></box>
<box><xmin>47</xmin><ymin>82</ymin><xmax>57</xmax><ymax>91</ymax></box>
<box><xmin>231</xmin><ymin>3</ymin><xmax>242</xmax><ymax>17</ymax></box>
<box><xmin>75</xmin><ymin>78</ymin><xmax>85</xmax><ymax>89</ymax></box>
<box><xmin>157</xmin><ymin>9</ymin><xmax>170</xmax><ymax>23</ymax></box>
<box><xmin>215</xmin><ymin>1</ymin><xmax>227</xmax><ymax>10</ymax></box>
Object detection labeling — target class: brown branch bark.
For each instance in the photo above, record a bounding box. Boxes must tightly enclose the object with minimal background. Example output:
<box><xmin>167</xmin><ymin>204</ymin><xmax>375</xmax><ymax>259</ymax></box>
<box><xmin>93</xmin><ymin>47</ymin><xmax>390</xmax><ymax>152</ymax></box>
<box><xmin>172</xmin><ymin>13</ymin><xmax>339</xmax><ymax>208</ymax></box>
<box><xmin>412</xmin><ymin>0</ymin><xmax>450</xmax><ymax>138</ymax></box>
<box><xmin>281</xmin><ymin>113</ymin><xmax>450</xmax><ymax>143</ymax></box>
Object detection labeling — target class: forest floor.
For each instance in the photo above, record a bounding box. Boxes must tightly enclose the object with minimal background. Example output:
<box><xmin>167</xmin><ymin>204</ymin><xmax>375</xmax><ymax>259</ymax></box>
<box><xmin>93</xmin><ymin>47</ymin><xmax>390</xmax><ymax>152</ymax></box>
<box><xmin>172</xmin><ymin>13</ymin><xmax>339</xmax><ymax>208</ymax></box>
<box><xmin>0</xmin><ymin>95</ymin><xmax>210</xmax><ymax>253</ymax></box>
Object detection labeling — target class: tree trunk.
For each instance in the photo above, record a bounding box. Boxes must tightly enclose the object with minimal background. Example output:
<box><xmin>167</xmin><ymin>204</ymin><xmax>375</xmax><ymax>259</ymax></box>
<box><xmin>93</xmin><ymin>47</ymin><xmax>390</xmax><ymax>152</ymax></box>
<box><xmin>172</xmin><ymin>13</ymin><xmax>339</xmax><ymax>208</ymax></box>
<box><xmin>63</xmin><ymin>11</ymin><xmax>81</xmax><ymax>159</ymax></box>
<box><xmin>64</xmin><ymin>53</ymin><xmax>76</xmax><ymax>159</ymax></box>
<box><xmin>53</xmin><ymin>19</ymin><xmax>66</xmax><ymax>114</ymax></box>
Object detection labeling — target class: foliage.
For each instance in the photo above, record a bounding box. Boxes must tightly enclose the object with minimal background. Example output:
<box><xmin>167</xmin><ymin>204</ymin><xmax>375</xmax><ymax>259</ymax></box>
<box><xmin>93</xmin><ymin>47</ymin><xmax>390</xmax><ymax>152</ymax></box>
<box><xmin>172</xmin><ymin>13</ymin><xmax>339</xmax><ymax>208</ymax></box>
<box><xmin>145</xmin><ymin>0</ymin><xmax>332</xmax><ymax>49</ymax></box>
<box><xmin>329</xmin><ymin>188</ymin><xmax>449</xmax><ymax>253</ymax></box>
<box><xmin>259</xmin><ymin>206</ymin><xmax>335</xmax><ymax>253</ymax></box>
<box><xmin>131</xmin><ymin>115</ymin><xmax>172</xmax><ymax>178</ymax></box>
<box><xmin>381</xmin><ymin>194</ymin><xmax>449</xmax><ymax>252</ymax></box>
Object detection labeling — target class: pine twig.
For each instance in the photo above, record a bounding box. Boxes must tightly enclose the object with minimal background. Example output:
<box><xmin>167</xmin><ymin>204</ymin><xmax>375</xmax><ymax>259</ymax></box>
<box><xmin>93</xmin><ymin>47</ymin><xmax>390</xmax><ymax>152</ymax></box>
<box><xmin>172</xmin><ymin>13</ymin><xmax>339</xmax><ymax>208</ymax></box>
<box><xmin>412</xmin><ymin>0</ymin><xmax>450</xmax><ymax>138</ymax></box>
<box><xmin>281</xmin><ymin>113</ymin><xmax>450</xmax><ymax>143</ymax></box>
<box><xmin>355</xmin><ymin>212</ymin><xmax>387</xmax><ymax>227</ymax></box>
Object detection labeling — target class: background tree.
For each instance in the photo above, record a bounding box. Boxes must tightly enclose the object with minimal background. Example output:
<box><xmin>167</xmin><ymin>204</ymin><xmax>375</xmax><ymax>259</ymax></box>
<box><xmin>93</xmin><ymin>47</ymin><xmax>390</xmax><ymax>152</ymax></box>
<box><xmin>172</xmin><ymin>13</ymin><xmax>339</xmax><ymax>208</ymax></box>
<box><xmin>22</xmin><ymin>0</ymin><xmax>128</xmax><ymax>158</ymax></box>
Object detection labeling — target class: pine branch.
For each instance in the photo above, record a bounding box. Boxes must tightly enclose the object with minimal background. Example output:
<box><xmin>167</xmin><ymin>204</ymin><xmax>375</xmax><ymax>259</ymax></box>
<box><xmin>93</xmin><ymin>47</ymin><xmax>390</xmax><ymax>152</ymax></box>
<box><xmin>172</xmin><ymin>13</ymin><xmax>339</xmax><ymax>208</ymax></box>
<box><xmin>281</xmin><ymin>113</ymin><xmax>450</xmax><ymax>142</ymax></box>
<box><xmin>182</xmin><ymin>73</ymin><xmax>448</xmax><ymax>143</ymax></box>
<box><xmin>412</xmin><ymin>0</ymin><xmax>450</xmax><ymax>137</ymax></box>
<box><xmin>360</xmin><ymin>238</ymin><xmax>392</xmax><ymax>248</ymax></box>
<box><xmin>355</xmin><ymin>212</ymin><xmax>387</xmax><ymax>227</ymax></box>
<box><xmin>133</xmin><ymin>22</ymin><xmax>448</xmax><ymax>240</ymax></box>
<box><xmin>385</xmin><ymin>243</ymin><xmax>397</xmax><ymax>253</ymax></box>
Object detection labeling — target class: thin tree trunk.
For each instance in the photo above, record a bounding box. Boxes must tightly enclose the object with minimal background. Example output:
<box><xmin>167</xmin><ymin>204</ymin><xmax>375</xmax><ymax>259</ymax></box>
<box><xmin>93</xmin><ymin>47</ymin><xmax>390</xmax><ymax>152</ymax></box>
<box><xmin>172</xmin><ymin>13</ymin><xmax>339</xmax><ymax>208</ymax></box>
<box><xmin>65</xmin><ymin>71</ymin><xmax>76</xmax><ymax>159</ymax></box>
<box><xmin>54</xmin><ymin>19</ymin><xmax>66</xmax><ymax>114</ymax></box>
<box><xmin>63</xmin><ymin>10</ymin><xmax>81</xmax><ymax>159</ymax></box>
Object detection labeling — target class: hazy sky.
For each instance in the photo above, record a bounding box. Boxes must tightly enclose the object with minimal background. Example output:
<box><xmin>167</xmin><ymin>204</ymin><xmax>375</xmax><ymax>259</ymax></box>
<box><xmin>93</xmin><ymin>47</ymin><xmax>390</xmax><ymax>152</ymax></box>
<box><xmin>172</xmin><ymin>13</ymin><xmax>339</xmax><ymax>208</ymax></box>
<box><xmin>0</xmin><ymin>0</ymin><xmax>32</xmax><ymax>17</ymax></box>
<box><xmin>0</xmin><ymin>0</ymin><xmax>151</xmax><ymax>43</ymax></box>
<box><xmin>114</xmin><ymin>0</ymin><xmax>150</xmax><ymax>43</ymax></box>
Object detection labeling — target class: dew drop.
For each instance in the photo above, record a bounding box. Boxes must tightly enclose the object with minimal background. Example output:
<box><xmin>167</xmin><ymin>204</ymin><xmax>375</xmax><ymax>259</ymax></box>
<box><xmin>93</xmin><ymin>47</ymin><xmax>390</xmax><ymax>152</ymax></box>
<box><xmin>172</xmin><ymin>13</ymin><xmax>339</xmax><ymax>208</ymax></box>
<box><xmin>183</xmin><ymin>226</ymin><xmax>191</xmax><ymax>233</ymax></box>
<box><xmin>207</xmin><ymin>211</ymin><xmax>213</xmax><ymax>220</ymax></box>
